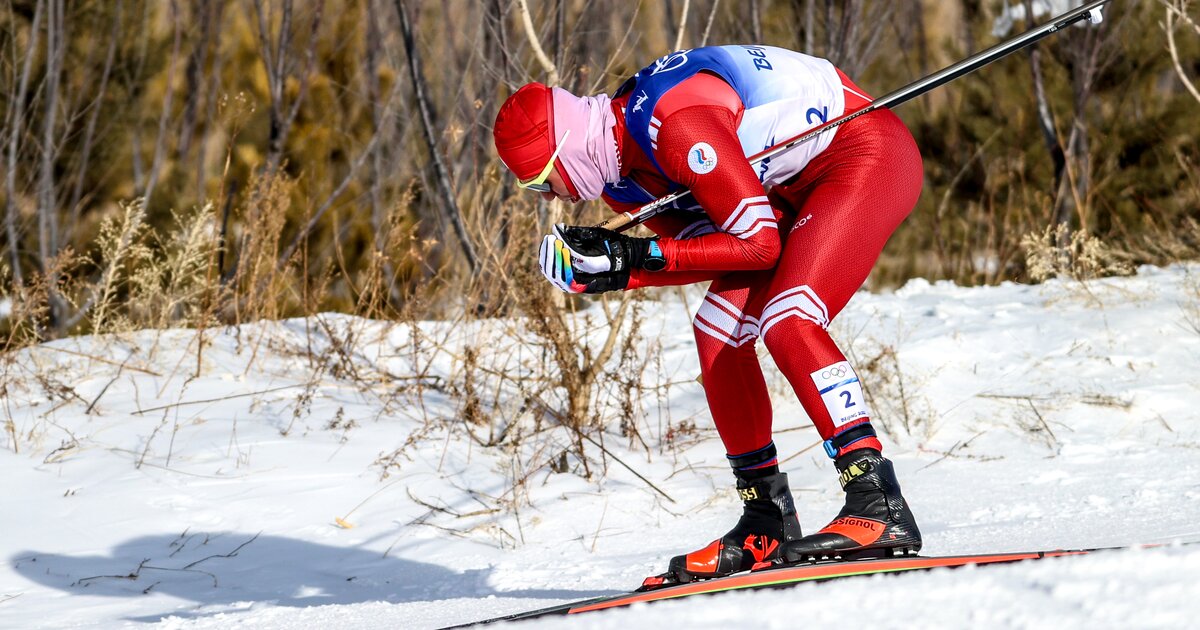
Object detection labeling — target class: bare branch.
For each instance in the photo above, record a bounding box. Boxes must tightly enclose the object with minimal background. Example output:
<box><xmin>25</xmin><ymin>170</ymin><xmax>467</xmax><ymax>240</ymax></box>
<box><xmin>66</xmin><ymin>0</ymin><xmax>122</xmax><ymax>232</ymax></box>
<box><xmin>37</xmin><ymin>0</ymin><xmax>66</xmax><ymax>329</ymax></box>
<box><xmin>251</xmin><ymin>0</ymin><xmax>326</xmax><ymax>175</ymax></box>
<box><xmin>1163</xmin><ymin>0</ymin><xmax>1200</xmax><ymax>105</ymax></box>
<box><xmin>1025</xmin><ymin>0</ymin><xmax>1066</xmax><ymax>192</ymax></box>
<box><xmin>515</xmin><ymin>0</ymin><xmax>559</xmax><ymax>85</ymax></box>
<box><xmin>804</xmin><ymin>0</ymin><xmax>815</xmax><ymax>54</ymax></box>
<box><xmin>3</xmin><ymin>0</ymin><xmax>45</xmax><ymax>287</ymax></box>
<box><xmin>750</xmin><ymin>0</ymin><xmax>762</xmax><ymax>42</ymax></box>
<box><xmin>673</xmin><ymin>0</ymin><xmax>691</xmax><ymax>51</ymax></box>
<box><xmin>394</xmin><ymin>0</ymin><xmax>480</xmax><ymax>272</ymax></box>
<box><xmin>701</xmin><ymin>0</ymin><xmax>721</xmax><ymax>47</ymax></box>
<box><xmin>141</xmin><ymin>0</ymin><xmax>183</xmax><ymax>204</ymax></box>
<box><xmin>276</xmin><ymin>112</ymin><xmax>393</xmax><ymax>269</ymax></box>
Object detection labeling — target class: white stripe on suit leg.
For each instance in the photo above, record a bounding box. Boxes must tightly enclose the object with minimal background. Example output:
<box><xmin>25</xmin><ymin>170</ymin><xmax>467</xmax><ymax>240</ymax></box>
<box><xmin>764</xmin><ymin>284</ymin><xmax>829</xmax><ymax>323</ymax></box>
<box><xmin>761</xmin><ymin>285</ymin><xmax>830</xmax><ymax>336</ymax></box>
<box><xmin>695</xmin><ymin>292</ymin><xmax>761</xmax><ymax>347</ymax></box>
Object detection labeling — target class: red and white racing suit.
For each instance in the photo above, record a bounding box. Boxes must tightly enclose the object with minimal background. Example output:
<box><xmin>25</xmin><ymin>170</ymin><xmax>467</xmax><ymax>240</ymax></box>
<box><xmin>603</xmin><ymin>58</ymin><xmax>923</xmax><ymax>459</ymax></box>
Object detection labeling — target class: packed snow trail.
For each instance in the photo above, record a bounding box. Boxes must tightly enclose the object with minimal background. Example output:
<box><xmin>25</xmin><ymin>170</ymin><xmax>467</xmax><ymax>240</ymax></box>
<box><xmin>2</xmin><ymin>264</ymin><xmax>1199</xmax><ymax>629</ymax></box>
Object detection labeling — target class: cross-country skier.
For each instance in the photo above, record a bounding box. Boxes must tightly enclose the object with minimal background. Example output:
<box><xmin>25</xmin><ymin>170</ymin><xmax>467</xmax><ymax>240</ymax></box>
<box><xmin>492</xmin><ymin>45</ymin><xmax>922</xmax><ymax>585</ymax></box>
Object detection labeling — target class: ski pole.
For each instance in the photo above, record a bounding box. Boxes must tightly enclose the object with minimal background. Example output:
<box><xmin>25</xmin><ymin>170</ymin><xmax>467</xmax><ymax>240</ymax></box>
<box><xmin>597</xmin><ymin>0</ymin><xmax>1111</xmax><ymax>233</ymax></box>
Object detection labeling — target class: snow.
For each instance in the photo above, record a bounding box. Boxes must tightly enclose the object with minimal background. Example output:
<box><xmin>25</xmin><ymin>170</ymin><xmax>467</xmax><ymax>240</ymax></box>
<box><xmin>3</xmin><ymin>264</ymin><xmax>1199</xmax><ymax>629</ymax></box>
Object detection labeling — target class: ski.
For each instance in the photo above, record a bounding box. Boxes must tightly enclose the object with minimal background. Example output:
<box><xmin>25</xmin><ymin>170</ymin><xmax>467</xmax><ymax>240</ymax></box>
<box><xmin>440</xmin><ymin>544</ymin><xmax>1170</xmax><ymax>628</ymax></box>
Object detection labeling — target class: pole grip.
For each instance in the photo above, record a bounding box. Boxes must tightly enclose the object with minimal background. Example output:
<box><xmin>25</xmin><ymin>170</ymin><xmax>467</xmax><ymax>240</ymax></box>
<box><xmin>597</xmin><ymin>212</ymin><xmax>635</xmax><ymax>232</ymax></box>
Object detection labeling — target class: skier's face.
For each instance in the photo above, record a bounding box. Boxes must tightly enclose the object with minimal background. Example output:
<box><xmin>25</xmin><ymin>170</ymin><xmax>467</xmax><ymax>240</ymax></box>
<box><xmin>539</xmin><ymin>170</ymin><xmax>580</xmax><ymax>204</ymax></box>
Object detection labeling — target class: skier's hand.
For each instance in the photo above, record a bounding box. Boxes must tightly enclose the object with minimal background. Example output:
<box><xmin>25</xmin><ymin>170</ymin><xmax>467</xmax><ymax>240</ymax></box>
<box><xmin>538</xmin><ymin>232</ymin><xmax>628</xmax><ymax>294</ymax></box>
<box><xmin>552</xmin><ymin>224</ymin><xmax>667</xmax><ymax>274</ymax></box>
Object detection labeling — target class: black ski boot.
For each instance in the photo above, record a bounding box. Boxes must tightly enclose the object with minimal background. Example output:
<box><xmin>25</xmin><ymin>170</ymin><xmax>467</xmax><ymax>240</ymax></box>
<box><xmin>642</xmin><ymin>444</ymin><xmax>803</xmax><ymax>589</ymax></box>
<box><xmin>779</xmin><ymin>447</ymin><xmax>921</xmax><ymax>563</ymax></box>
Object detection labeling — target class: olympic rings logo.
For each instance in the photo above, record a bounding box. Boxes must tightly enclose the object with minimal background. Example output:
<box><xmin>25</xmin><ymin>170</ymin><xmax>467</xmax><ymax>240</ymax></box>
<box><xmin>821</xmin><ymin>366</ymin><xmax>848</xmax><ymax>379</ymax></box>
<box><xmin>650</xmin><ymin>50</ymin><xmax>691</xmax><ymax>75</ymax></box>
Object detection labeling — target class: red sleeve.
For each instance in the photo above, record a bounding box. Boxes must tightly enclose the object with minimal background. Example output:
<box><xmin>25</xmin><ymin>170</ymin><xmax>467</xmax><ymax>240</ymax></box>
<box><xmin>626</xmin><ymin>268</ymin><xmax>725</xmax><ymax>290</ymax></box>
<box><xmin>652</xmin><ymin>105</ymin><xmax>781</xmax><ymax>272</ymax></box>
<box><xmin>600</xmin><ymin>195</ymin><xmax>728</xmax><ymax>289</ymax></box>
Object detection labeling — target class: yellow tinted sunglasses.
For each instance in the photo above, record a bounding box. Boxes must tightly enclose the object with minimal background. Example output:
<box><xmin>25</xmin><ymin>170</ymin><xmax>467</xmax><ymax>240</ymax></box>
<box><xmin>516</xmin><ymin>129</ymin><xmax>571</xmax><ymax>193</ymax></box>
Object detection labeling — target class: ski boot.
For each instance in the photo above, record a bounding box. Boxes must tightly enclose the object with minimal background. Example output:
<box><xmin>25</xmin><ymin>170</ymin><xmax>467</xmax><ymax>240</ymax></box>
<box><xmin>642</xmin><ymin>443</ymin><xmax>803</xmax><ymax>589</ymax></box>
<box><xmin>778</xmin><ymin>442</ymin><xmax>921</xmax><ymax>565</ymax></box>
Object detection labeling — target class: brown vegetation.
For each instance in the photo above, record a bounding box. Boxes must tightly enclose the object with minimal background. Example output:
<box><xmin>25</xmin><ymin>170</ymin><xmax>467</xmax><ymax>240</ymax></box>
<box><xmin>0</xmin><ymin>0</ymin><xmax>1197</xmax><ymax>345</ymax></box>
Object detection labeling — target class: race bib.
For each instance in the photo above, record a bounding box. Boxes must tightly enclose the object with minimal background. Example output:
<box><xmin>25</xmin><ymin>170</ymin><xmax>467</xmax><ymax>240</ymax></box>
<box><xmin>810</xmin><ymin>361</ymin><xmax>870</xmax><ymax>428</ymax></box>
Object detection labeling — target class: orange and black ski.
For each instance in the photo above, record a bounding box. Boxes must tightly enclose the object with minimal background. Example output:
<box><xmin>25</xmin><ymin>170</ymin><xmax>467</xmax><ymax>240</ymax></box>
<box><xmin>438</xmin><ymin>544</ymin><xmax>1181</xmax><ymax>628</ymax></box>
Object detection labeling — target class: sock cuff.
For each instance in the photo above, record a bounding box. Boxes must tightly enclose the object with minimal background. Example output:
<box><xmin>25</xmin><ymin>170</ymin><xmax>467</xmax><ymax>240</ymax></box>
<box><xmin>727</xmin><ymin>441</ymin><xmax>778</xmax><ymax>471</ymax></box>
<box><xmin>823</xmin><ymin>423</ymin><xmax>878</xmax><ymax>459</ymax></box>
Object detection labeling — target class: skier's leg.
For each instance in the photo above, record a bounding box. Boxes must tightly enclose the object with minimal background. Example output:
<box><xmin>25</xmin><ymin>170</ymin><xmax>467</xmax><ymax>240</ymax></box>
<box><xmin>761</xmin><ymin>107</ymin><xmax>924</xmax><ymax>560</ymax></box>
<box><xmin>692</xmin><ymin>271</ymin><xmax>774</xmax><ymax>457</ymax></box>
<box><xmin>646</xmin><ymin>272</ymin><xmax>803</xmax><ymax>587</ymax></box>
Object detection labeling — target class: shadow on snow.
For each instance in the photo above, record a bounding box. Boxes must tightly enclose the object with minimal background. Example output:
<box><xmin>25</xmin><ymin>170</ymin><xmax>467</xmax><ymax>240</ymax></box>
<box><xmin>11</xmin><ymin>531</ymin><xmax>617</xmax><ymax>622</ymax></box>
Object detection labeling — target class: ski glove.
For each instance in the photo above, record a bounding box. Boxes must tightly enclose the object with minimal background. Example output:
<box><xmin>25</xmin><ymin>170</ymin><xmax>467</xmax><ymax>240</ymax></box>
<box><xmin>538</xmin><ymin>232</ymin><xmax>623</xmax><ymax>294</ymax></box>
<box><xmin>553</xmin><ymin>224</ymin><xmax>666</xmax><ymax>274</ymax></box>
<box><xmin>538</xmin><ymin>224</ymin><xmax>665</xmax><ymax>294</ymax></box>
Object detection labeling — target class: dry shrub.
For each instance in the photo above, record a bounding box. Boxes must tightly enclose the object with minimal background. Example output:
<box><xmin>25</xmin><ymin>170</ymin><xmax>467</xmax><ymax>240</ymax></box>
<box><xmin>128</xmin><ymin>204</ymin><xmax>221</xmax><ymax>329</ymax></box>
<box><xmin>63</xmin><ymin>198</ymin><xmax>217</xmax><ymax>337</ymax></box>
<box><xmin>377</xmin><ymin>184</ymin><xmax>667</xmax><ymax>483</ymax></box>
<box><xmin>353</xmin><ymin>185</ymin><xmax>425</xmax><ymax>320</ymax></box>
<box><xmin>1021</xmin><ymin>224</ymin><xmax>1135</xmax><ymax>283</ymax></box>
<box><xmin>227</xmin><ymin>171</ymin><xmax>297</xmax><ymax>324</ymax></box>
<box><xmin>0</xmin><ymin>250</ymin><xmax>86</xmax><ymax>348</ymax></box>
<box><xmin>88</xmin><ymin>200</ymin><xmax>153</xmax><ymax>334</ymax></box>
<box><xmin>1126</xmin><ymin>217</ymin><xmax>1200</xmax><ymax>267</ymax></box>
<box><xmin>851</xmin><ymin>338</ymin><xmax>938</xmax><ymax>444</ymax></box>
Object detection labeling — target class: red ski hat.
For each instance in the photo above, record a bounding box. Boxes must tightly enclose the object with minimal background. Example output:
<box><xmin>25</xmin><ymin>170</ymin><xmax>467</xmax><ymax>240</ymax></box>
<box><xmin>493</xmin><ymin>83</ymin><xmax>555</xmax><ymax>181</ymax></box>
<box><xmin>494</xmin><ymin>83</ymin><xmax>575</xmax><ymax>195</ymax></box>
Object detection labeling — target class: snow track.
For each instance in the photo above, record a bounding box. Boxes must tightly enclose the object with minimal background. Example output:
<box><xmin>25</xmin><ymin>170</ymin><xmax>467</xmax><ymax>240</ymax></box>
<box><xmin>3</xmin><ymin>265</ymin><xmax>1198</xmax><ymax>629</ymax></box>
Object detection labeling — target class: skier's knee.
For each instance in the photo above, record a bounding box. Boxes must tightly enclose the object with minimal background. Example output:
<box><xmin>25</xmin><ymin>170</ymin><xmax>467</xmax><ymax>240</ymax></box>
<box><xmin>760</xmin><ymin>284</ymin><xmax>830</xmax><ymax>352</ymax></box>
<box><xmin>693</xmin><ymin>292</ymin><xmax>760</xmax><ymax>350</ymax></box>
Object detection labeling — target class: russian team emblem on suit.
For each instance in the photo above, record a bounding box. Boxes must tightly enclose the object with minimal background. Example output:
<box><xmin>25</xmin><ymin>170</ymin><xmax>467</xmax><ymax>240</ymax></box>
<box><xmin>688</xmin><ymin>142</ymin><xmax>718</xmax><ymax>174</ymax></box>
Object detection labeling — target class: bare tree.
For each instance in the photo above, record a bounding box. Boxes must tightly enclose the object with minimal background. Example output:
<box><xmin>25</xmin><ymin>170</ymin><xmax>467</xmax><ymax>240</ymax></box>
<box><xmin>251</xmin><ymin>0</ymin><xmax>326</xmax><ymax>176</ymax></box>
<box><xmin>960</xmin><ymin>0</ymin><xmax>980</xmax><ymax>55</ymax></box>
<box><xmin>788</xmin><ymin>0</ymin><xmax>894</xmax><ymax>76</ymax></box>
<box><xmin>515</xmin><ymin>0</ymin><xmax>560</xmax><ymax>85</ymax></box>
<box><xmin>3</xmin><ymin>0</ymin><xmax>45</xmax><ymax>287</ymax></box>
<box><xmin>1024</xmin><ymin>0</ymin><xmax>1067</xmax><ymax>224</ymax></box>
<box><xmin>140</xmin><ymin>0</ymin><xmax>184</xmax><ymax>205</ymax></box>
<box><xmin>701</xmin><ymin>0</ymin><xmax>721</xmax><ymax>47</ymax></box>
<box><xmin>1161</xmin><ymin>0</ymin><xmax>1200</xmax><ymax>105</ymax></box>
<box><xmin>37</xmin><ymin>0</ymin><xmax>65</xmax><ymax>328</ymax></box>
<box><xmin>802</xmin><ymin>0</ymin><xmax>815</xmax><ymax>54</ymax></box>
<box><xmin>177</xmin><ymin>0</ymin><xmax>222</xmax><ymax>180</ymax></box>
<box><xmin>1017</xmin><ymin>0</ymin><xmax>1127</xmax><ymax>235</ymax></box>
<box><xmin>365</xmin><ymin>0</ymin><xmax>386</xmax><ymax>247</ymax></box>
<box><xmin>822</xmin><ymin>0</ymin><xmax>895</xmax><ymax>77</ymax></box>
<box><xmin>66</xmin><ymin>0</ymin><xmax>123</xmax><ymax>232</ymax></box>
<box><xmin>126</xmin><ymin>1</ymin><xmax>154</xmax><ymax>192</ymax></box>
<box><xmin>673</xmin><ymin>0</ymin><xmax>691</xmax><ymax>51</ymax></box>
<box><xmin>751</xmin><ymin>0</ymin><xmax>763</xmax><ymax>42</ymax></box>
<box><xmin>901</xmin><ymin>1</ymin><xmax>929</xmax><ymax>79</ymax></box>
<box><xmin>394</xmin><ymin>0</ymin><xmax>480</xmax><ymax>273</ymax></box>
<box><xmin>197</xmin><ymin>4</ymin><xmax>230</xmax><ymax>201</ymax></box>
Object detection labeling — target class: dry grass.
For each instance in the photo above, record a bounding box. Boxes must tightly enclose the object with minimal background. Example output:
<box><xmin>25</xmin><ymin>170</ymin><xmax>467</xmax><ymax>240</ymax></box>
<box><xmin>1</xmin><ymin>2</ymin><xmax>1198</xmax><ymax>540</ymax></box>
<box><xmin>1021</xmin><ymin>223</ymin><xmax>1135</xmax><ymax>283</ymax></box>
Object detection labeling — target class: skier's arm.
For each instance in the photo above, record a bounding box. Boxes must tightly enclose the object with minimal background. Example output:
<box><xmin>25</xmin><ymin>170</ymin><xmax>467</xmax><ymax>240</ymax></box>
<box><xmin>652</xmin><ymin>106</ymin><xmax>782</xmax><ymax>272</ymax></box>
<box><xmin>600</xmin><ymin>195</ymin><xmax>728</xmax><ymax>289</ymax></box>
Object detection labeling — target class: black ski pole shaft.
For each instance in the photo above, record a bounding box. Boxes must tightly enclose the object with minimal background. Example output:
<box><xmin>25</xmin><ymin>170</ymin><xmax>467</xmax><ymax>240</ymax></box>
<box><xmin>599</xmin><ymin>0</ymin><xmax>1111</xmax><ymax>233</ymax></box>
